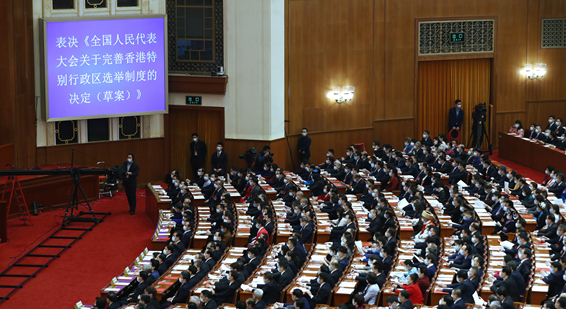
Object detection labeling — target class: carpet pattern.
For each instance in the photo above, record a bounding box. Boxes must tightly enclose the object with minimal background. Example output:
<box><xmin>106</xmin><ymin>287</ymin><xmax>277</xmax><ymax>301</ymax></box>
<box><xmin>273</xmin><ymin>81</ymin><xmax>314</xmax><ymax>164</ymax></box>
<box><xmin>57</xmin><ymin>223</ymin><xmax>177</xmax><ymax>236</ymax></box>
<box><xmin>0</xmin><ymin>189</ymin><xmax>154</xmax><ymax>308</ymax></box>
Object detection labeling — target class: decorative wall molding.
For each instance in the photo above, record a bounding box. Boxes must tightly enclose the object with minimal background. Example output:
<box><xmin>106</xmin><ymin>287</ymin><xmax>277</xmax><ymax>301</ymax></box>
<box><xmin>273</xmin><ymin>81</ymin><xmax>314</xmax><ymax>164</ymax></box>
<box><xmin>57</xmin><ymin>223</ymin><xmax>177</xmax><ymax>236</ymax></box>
<box><xmin>542</xmin><ymin>19</ymin><xmax>566</xmax><ymax>48</ymax></box>
<box><xmin>418</xmin><ymin>19</ymin><xmax>495</xmax><ymax>55</ymax></box>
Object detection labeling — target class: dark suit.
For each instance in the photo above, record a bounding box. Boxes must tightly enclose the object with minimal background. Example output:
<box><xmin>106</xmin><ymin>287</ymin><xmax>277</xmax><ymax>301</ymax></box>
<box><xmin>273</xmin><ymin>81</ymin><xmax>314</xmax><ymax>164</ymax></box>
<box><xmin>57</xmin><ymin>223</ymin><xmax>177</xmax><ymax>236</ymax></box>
<box><xmin>108</xmin><ymin>303</ymin><xmax>121</xmax><ymax>309</ymax></box>
<box><xmin>128</xmin><ymin>280</ymin><xmax>147</xmax><ymax>302</ymax></box>
<box><xmin>297</xmin><ymin>135</ymin><xmax>312</xmax><ymax>161</ymax></box>
<box><xmin>452</xmin><ymin>299</ymin><xmax>466</xmax><ymax>309</ymax></box>
<box><xmin>516</xmin><ymin>259</ymin><xmax>531</xmax><ymax>281</ymax></box>
<box><xmin>491</xmin><ymin>275</ymin><xmax>520</xmax><ymax>302</ymax></box>
<box><xmin>299</xmin><ymin>223</ymin><xmax>313</xmax><ymax>244</ymax></box>
<box><xmin>400</xmin><ymin>299</ymin><xmax>414</xmax><ymax>309</ymax></box>
<box><xmin>543</xmin><ymin>269</ymin><xmax>565</xmax><ymax>298</ymax></box>
<box><xmin>214</xmin><ymin>280</ymin><xmax>240</xmax><ymax>304</ymax></box>
<box><xmin>171</xmin><ymin>282</ymin><xmax>192</xmax><ymax>304</ymax></box>
<box><xmin>199</xmin><ymin>299</ymin><xmax>217</xmax><ymax>309</ymax></box>
<box><xmin>501</xmin><ymin>297</ymin><xmax>515</xmax><ymax>309</ymax></box>
<box><xmin>258</xmin><ymin>280</ymin><xmax>280</xmax><ymax>304</ymax></box>
<box><xmin>211</xmin><ymin>151</ymin><xmax>228</xmax><ymax>175</ymax></box>
<box><xmin>307</xmin><ymin>282</ymin><xmax>331</xmax><ymax>308</ymax></box>
<box><xmin>123</xmin><ymin>160</ymin><xmax>140</xmax><ymax>213</ymax></box>
<box><xmin>279</xmin><ymin>270</ymin><xmax>294</xmax><ymax>290</ymax></box>
<box><xmin>190</xmin><ymin>140</ymin><xmax>207</xmax><ymax>177</ymax></box>
<box><xmin>448</xmin><ymin>107</ymin><xmax>464</xmax><ymax>130</ymax></box>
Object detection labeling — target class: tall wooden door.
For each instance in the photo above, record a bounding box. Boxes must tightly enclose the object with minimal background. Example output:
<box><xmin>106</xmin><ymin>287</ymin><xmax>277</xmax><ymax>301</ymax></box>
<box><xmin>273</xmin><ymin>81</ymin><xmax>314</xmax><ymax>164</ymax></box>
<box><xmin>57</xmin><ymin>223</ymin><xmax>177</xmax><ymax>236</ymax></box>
<box><xmin>417</xmin><ymin>59</ymin><xmax>491</xmax><ymax>146</ymax></box>
<box><xmin>169</xmin><ymin>106</ymin><xmax>224</xmax><ymax>179</ymax></box>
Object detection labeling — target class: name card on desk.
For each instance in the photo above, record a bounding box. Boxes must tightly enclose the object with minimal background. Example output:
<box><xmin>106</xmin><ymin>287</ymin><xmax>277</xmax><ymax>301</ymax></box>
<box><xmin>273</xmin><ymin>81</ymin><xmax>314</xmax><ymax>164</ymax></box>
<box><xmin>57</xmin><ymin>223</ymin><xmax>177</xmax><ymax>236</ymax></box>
<box><xmin>123</xmin><ymin>267</ymin><xmax>129</xmax><ymax>276</ymax></box>
<box><xmin>111</xmin><ymin>277</ymin><xmax>118</xmax><ymax>286</ymax></box>
<box><xmin>75</xmin><ymin>301</ymin><xmax>84</xmax><ymax>309</ymax></box>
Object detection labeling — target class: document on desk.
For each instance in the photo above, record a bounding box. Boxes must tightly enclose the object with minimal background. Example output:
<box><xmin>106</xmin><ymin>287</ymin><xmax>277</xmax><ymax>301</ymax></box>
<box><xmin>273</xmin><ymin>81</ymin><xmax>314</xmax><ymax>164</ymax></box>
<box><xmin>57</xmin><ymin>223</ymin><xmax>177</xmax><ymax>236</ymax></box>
<box><xmin>500</xmin><ymin>241</ymin><xmax>514</xmax><ymax>249</ymax></box>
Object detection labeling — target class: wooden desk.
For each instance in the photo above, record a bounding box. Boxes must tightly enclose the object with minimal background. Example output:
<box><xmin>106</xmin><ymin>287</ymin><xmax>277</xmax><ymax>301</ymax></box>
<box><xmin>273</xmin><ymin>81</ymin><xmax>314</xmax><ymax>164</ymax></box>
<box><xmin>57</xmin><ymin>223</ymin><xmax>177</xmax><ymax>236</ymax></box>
<box><xmin>499</xmin><ymin>132</ymin><xmax>566</xmax><ymax>173</ymax></box>
<box><xmin>146</xmin><ymin>184</ymin><xmax>171</xmax><ymax>226</ymax></box>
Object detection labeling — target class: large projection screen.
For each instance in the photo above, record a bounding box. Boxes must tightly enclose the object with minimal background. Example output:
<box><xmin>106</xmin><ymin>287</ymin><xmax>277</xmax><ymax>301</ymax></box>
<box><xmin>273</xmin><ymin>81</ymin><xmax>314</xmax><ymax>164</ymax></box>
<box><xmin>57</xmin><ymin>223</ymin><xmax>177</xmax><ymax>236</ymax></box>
<box><xmin>41</xmin><ymin>15</ymin><xmax>168</xmax><ymax>122</ymax></box>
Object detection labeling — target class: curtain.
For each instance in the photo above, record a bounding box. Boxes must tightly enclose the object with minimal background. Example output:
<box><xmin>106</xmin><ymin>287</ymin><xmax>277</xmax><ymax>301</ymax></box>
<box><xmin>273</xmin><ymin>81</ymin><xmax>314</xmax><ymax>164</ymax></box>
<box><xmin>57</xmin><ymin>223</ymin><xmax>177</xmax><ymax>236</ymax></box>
<box><xmin>417</xmin><ymin>59</ymin><xmax>491</xmax><ymax>146</ymax></box>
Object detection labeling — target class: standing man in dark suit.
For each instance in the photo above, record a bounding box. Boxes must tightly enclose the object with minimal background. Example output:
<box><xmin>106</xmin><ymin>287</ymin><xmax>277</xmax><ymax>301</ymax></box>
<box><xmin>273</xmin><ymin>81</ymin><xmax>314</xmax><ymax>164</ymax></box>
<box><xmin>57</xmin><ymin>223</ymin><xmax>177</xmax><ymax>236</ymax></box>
<box><xmin>298</xmin><ymin>128</ymin><xmax>312</xmax><ymax>163</ymax></box>
<box><xmin>211</xmin><ymin>142</ymin><xmax>228</xmax><ymax>176</ymax></box>
<box><xmin>123</xmin><ymin>153</ymin><xmax>139</xmax><ymax>215</ymax></box>
<box><xmin>448</xmin><ymin>99</ymin><xmax>464</xmax><ymax>133</ymax></box>
<box><xmin>190</xmin><ymin>133</ymin><xmax>207</xmax><ymax>178</ymax></box>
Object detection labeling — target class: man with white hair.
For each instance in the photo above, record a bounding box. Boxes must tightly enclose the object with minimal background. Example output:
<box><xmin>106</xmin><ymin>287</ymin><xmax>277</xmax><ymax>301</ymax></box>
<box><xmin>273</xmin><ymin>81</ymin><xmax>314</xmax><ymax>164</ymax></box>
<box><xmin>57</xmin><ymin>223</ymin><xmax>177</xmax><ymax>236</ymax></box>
<box><xmin>189</xmin><ymin>295</ymin><xmax>201</xmax><ymax>306</ymax></box>
<box><xmin>253</xmin><ymin>289</ymin><xmax>266</xmax><ymax>309</ymax></box>
<box><xmin>143</xmin><ymin>264</ymin><xmax>156</xmax><ymax>285</ymax></box>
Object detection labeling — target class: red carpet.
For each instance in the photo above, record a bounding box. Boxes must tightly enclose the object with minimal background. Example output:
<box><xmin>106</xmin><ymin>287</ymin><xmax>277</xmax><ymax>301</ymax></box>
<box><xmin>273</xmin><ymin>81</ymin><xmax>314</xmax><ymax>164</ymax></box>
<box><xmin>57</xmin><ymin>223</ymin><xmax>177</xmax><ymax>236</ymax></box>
<box><xmin>490</xmin><ymin>150</ymin><xmax>546</xmax><ymax>183</ymax></box>
<box><xmin>0</xmin><ymin>189</ymin><xmax>154</xmax><ymax>308</ymax></box>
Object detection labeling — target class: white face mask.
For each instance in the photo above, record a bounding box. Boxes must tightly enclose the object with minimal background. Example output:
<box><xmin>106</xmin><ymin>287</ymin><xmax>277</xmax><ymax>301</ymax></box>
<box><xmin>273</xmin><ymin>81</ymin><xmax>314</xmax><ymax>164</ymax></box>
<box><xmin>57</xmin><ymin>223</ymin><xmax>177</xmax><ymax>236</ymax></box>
<box><xmin>127</xmin><ymin>158</ymin><xmax>132</xmax><ymax>163</ymax></box>
<box><xmin>204</xmin><ymin>176</ymin><xmax>209</xmax><ymax>181</ymax></box>
<box><xmin>549</xmin><ymin>119</ymin><xmax>554</xmax><ymax>123</ymax></box>
<box><xmin>323</xmin><ymin>189</ymin><xmax>327</xmax><ymax>193</ymax></box>
<box><xmin>193</xmin><ymin>137</ymin><xmax>198</xmax><ymax>142</ymax></box>
<box><xmin>217</xmin><ymin>146</ymin><xmax>222</xmax><ymax>151</ymax></box>
<box><xmin>457</xmin><ymin>104</ymin><xmax>462</xmax><ymax>109</ymax></box>
<box><xmin>302</xmin><ymin>132</ymin><xmax>307</xmax><ymax>136</ymax></box>
<box><xmin>515</xmin><ymin>124</ymin><xmax>519</xmax><ymax>128</ymax></box>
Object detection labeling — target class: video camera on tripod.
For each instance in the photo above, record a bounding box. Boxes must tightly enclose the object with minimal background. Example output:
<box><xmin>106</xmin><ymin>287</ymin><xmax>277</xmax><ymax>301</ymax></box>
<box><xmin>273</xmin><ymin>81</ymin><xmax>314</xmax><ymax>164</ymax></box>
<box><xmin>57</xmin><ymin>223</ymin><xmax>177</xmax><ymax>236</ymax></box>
<box><xmin>469</xmin><ymin>102</ymin><xmax>492</xmax><ymax>154</ymax></box>
<box><xmin>239</xmin><ymin>147</ymin><xmax>258</xmax><ymax>168</ymax></box>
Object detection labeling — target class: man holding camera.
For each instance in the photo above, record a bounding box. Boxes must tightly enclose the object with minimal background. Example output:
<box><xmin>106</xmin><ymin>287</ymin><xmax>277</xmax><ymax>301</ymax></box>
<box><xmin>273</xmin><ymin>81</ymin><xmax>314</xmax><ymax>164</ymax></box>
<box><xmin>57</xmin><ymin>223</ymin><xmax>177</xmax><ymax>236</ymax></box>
<box><xmin>255</xmin><ymin>146</ymin><xmax>274</xmax><ymax>172</ymax></box>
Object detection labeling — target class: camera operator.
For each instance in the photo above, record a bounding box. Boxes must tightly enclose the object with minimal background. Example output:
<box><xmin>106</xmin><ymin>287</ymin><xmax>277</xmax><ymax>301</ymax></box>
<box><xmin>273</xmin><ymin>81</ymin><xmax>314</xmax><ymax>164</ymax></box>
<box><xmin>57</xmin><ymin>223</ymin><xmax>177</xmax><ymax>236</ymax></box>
<box><xmin>255</xmin><ymin>146</ymin><xmax>274</xmax><ymax>172</ymax></box>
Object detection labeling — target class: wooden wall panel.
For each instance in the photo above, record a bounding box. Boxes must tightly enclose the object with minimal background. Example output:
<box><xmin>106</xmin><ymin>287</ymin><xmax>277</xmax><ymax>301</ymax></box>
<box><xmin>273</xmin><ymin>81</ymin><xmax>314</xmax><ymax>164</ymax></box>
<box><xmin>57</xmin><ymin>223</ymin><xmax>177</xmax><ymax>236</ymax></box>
<box><xmin>0</xmin><ymin>0</ymin><xmax>35</xmax><ymax>169</ymax></box>
<box><xmin>286</xmin><ymin>0</ymin><xmax>566</xmax><ymax>154</ymax></box>
<box><xmin>526</xmin><ymin>101</ymin><xmax>566</xmax><ymax>129</ymax></box>
<box><xmin>286</xmin><ymin>0</ymin><xmax>377</xmax><ymax>135</ymax></box>
<box><xmin>373</xmin><ymin>119</ymin><xmax>416</xmax><ymax>151</ymax></box>
<box><xmin>495</xmin><ymin>112</ymin><xmax>528</xmax><ymax>138</ymax></box>
<box><xmin>0</xmin><ymin>144</ymin><xmax>14</xmax><ymax>169</ymax></box>
<box><xmin>168</xmin><ymin>106</ymin><xmax>224</xmax><ymax>178</ymax></box>
<box><xmin>36</xmin><ymin>138</ymin><xmax>167</xmax><ymax>187</ymax></box>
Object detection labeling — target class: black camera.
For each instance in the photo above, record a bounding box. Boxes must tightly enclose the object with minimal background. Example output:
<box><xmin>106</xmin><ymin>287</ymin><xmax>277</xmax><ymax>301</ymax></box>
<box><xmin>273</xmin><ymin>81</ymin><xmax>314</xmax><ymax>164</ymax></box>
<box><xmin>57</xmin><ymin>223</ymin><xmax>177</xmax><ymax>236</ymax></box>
<box><xmin>473</xmin><ymin>102</ymin><xmax>487</xmax><ymax>121</ymax></box>
<box><xmin>239</xmin><ymin>148</ymin><xmax>258</xmax><ymax>168</ymax></box>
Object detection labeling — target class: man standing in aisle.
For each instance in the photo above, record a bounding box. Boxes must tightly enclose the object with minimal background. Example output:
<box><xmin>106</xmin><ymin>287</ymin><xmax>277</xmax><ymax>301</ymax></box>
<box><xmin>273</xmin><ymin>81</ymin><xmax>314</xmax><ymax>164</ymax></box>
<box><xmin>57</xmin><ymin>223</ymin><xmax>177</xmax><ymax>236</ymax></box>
<box><xmin>190</xmin><ymin>133</ymin><xmax>207</xmax><ymax>178</ymax></box>
<box><xmin>123</xmin><ymin>153</ymin><xmax>139</xmax><ymax>215</ymax></box>
<box><xmin>448</xmin><ymin>99</ymin><xmax>464</xmax><ymax>133</ymax></box>
<box><xmin>298</xmin><ymin>128</ymin><xmax>311</xmax><ymax>163</ymax></box>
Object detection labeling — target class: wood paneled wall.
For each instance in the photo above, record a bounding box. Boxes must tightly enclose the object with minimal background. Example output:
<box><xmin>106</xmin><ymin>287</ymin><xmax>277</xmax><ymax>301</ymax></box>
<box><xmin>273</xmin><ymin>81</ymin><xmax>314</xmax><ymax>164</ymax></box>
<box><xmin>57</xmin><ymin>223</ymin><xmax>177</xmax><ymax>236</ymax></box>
<box><xmin>285</xmin><ymin>0</ymin><xmax>566</xmax><ymax>162</ymax></box>
<box><xmin>168</xmin><ymin>106</ymin><xmax>224</xmax><ymax>179</ymax></box>
<box><xmin>36</xmin><ymin>138</ymin><xmax>168</xmax><ymax>187</ymax></box>
<box><xmin>0</xmin><ymin>0</ymin><xmax>35</xmax><ymax>168</ymax></box>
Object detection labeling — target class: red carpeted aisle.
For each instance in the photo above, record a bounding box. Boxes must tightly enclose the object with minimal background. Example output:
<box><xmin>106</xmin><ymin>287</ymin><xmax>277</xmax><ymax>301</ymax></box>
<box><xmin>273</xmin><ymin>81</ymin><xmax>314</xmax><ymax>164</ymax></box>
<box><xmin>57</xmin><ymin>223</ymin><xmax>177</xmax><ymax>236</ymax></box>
<box><xmin>0</xmin><ymin>189</ymin><xmax>154</xmax><ymax>308</ymax></box>
<box><xmin>490</xmin><ymin>150</ymin><xmax>546</xmax><ymax>183</ymax></box>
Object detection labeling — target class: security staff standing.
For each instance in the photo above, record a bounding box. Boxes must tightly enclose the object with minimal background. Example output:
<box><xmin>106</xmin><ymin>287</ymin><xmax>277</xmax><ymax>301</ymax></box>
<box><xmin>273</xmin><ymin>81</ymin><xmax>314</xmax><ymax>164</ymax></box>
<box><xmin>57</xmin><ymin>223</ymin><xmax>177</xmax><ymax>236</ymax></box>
<box><xmin>297</xmin><ymin>127</ymin><xmax>311</xmax><ymax>163</ymax></box>
<box><xmin>123</xmin><ymin>153</ymin><xmax>139</xmax><ymax>215</ymax></box>
<box><xmin>190</xmin><ymin>133</ymin><xmax>207</xmax><ymax>178</ymax></box>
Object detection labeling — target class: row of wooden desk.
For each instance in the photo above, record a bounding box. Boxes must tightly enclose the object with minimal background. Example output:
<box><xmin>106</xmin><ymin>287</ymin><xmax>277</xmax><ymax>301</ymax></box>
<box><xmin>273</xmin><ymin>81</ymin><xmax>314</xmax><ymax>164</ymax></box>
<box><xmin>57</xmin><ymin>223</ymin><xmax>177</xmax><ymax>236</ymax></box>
<box><xmin>499</xmin><ymin>132</ymin><xmax>566</xmax><ymax>174</ymax></box>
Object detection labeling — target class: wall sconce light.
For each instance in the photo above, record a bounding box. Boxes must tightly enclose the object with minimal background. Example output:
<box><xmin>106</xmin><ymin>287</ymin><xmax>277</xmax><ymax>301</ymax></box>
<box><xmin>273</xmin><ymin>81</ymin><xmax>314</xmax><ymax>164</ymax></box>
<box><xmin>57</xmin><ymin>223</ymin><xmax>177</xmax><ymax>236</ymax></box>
<box><xmin>521</xmin><ymin>63</ymin><xmax>547</xmax><ymax>79</ymax></box>
<box><xmin>327</xmin><ymin>86</ymin><xmax>355</xmax><ymax>103</ymax></box>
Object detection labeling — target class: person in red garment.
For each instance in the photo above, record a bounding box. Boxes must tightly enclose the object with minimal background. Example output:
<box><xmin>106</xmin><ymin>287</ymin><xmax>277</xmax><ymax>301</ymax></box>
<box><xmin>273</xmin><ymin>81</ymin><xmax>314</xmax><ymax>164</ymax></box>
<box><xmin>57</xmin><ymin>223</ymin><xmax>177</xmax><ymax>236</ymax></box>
<box><xmin>250</xmin><ymin>218</ymin><xmax>269</xmax><ymax>245</ymax></box>
<box><xmin>395</xmin><ymin>273</ymin><xmax>424</xmax><ymax>305</ymax></box>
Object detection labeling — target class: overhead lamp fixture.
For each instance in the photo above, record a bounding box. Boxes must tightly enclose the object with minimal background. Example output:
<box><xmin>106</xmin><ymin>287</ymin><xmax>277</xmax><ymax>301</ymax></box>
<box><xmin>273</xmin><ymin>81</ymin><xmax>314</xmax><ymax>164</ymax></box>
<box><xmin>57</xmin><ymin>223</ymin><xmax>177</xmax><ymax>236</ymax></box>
<box><xmin>327</xmin><ymin>86</ymin><xmax>355</xmax><ymax>103</ymax></box>
<box><xmin>520</xmin><ymin>63</ymin><xmax>547</xmax><ymax>79</ymax></box>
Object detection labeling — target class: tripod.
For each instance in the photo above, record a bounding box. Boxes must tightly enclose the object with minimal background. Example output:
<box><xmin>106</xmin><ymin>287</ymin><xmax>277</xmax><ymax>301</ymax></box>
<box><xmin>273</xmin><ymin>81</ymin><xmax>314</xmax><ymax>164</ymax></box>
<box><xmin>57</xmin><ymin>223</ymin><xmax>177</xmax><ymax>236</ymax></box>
<box><xmin>467</xmin><ymin>119</ymin><xmax>493</xmax><ymax>154</ymax></box>
<box><xmin>61</xmin><ymin>167</ymin><xmax>101</xmax><ymax>226</ymax></box>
